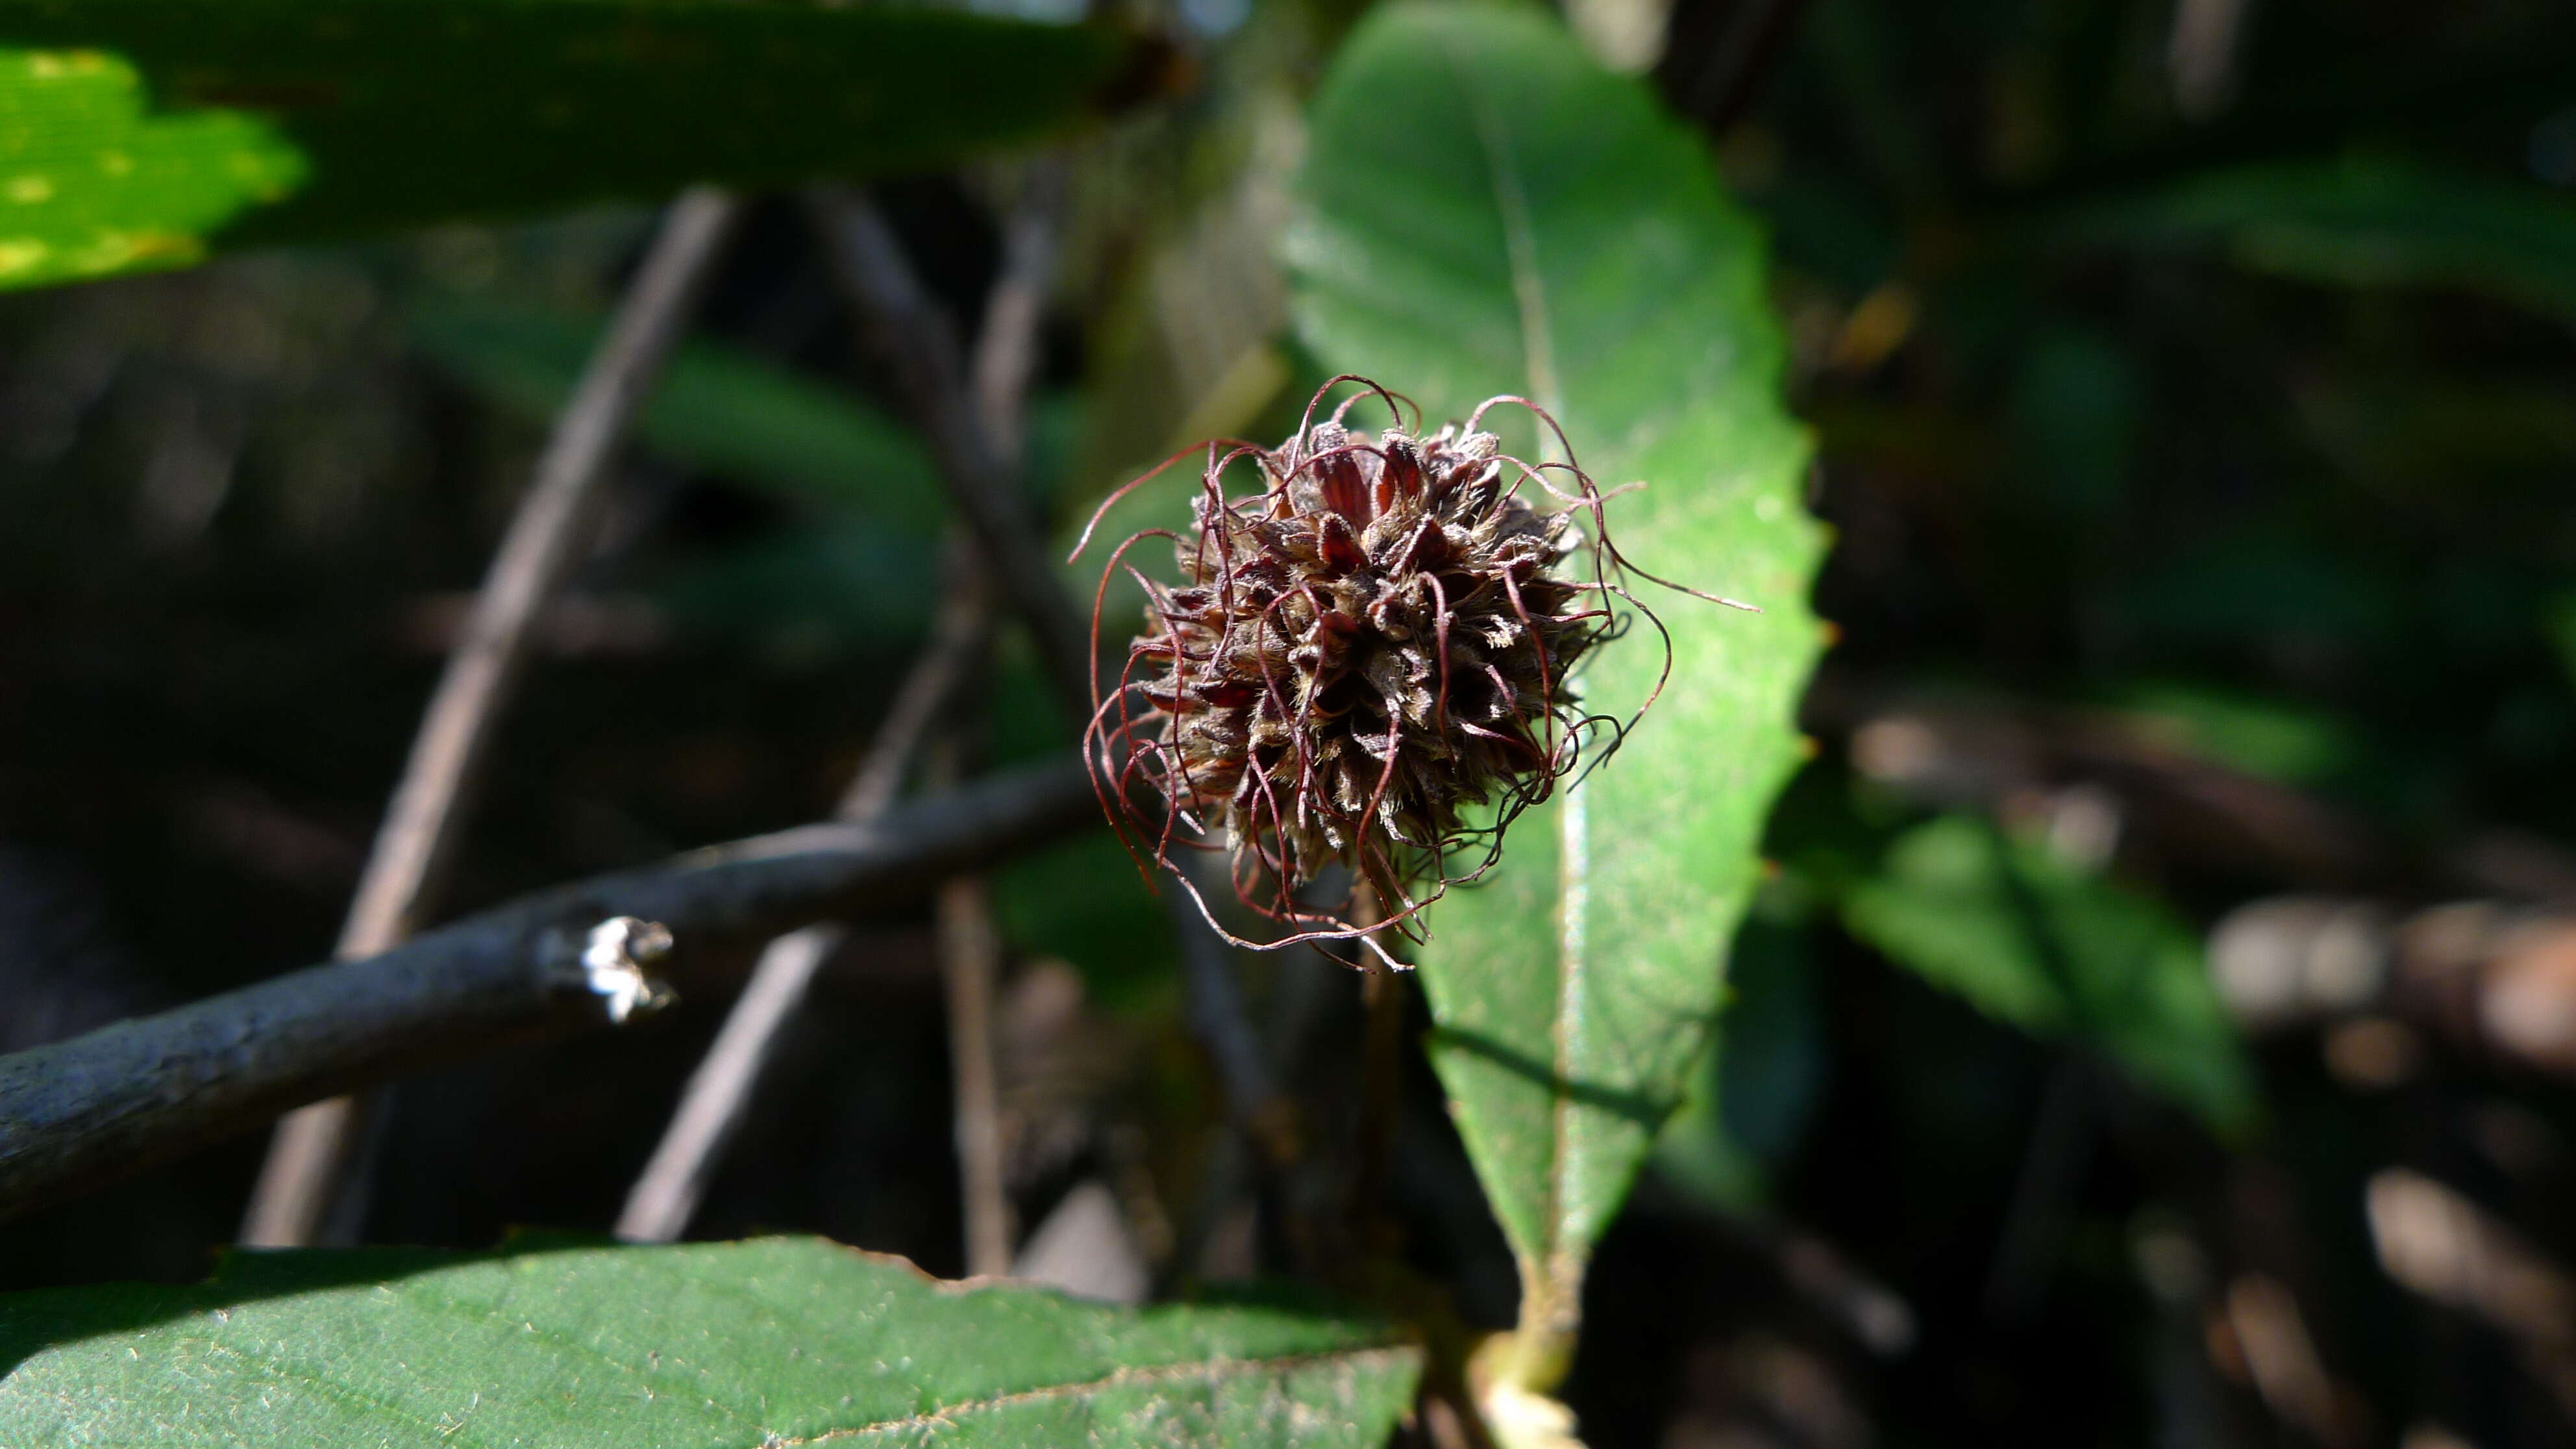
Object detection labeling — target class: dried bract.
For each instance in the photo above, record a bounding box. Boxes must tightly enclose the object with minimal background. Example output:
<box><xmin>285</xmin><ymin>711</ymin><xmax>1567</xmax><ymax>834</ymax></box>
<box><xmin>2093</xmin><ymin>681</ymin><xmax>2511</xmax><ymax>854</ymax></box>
<box><xmin>1083</xmin><ymin>380</ymin><xmax>1676</xmax><ymax>956</ymax></box>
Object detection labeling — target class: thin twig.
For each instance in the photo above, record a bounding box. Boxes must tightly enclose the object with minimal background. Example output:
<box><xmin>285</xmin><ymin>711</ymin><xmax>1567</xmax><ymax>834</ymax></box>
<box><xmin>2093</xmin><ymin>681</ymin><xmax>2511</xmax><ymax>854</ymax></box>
<box><xmin>817</xmin><ymin>175</ymin><xmax>1304</xmax><ymax>1287</ymax></box>
<box><xmin>613</xmin><ymin>587</ymin><xmax>989</xmax><ymax>1243</ymax></box>
<box><xmin>934</xmin><ymin>169</ymin><xmax>1065</xmax><ymax>1280</ymax></box>
<box><xmin>242</xmin><ymin>187</ymin><xmax>742</xmax><ymax>1248</ymax></box>
<box><xmin>969</xmin><ymin>164</ymin><xmax>1063</xmax><ymax>473</ymax></box>
<box><xmin>1346</xmin><ymin>886</ymin><xmax>1401</xmax><ymax>1246</ymax></box>
<box><xmin>0</xmin><ymin>754</ymin><xmax>1100</xmax><ymax>1227</ymax></box>
<box><xmin>919</xmin><ymin>572</ymin><xmax>1015</xmax><ymax>1282</ymax></box>
<box><xmin>928</xmin><ymin>551</ymin><xmax>1013</xmax><ymax>1281</ymax></box>
<box><xmin>1169</xmin><ymin>885</ymin><xmax>1283</xmax><ymax>1141</ymax></box>
<box><xmin>805</xmin><ymin>181</ymin><xmax>1093</xmax><ymax>714</ymax></box>
<box><xmin>937</xmin><ymin>867</ymin><xmax>1015</xmax><ymax>1274</ymax></box>
<box><xmin>623</xmin><ymin>172</ymin><xmax>1060</xmax><ymax>1252</ymax></box>
<box><xmin>811</xmin><ymin>171</ymin><xmax>1071</xmax><ymax>1276</ymax></box>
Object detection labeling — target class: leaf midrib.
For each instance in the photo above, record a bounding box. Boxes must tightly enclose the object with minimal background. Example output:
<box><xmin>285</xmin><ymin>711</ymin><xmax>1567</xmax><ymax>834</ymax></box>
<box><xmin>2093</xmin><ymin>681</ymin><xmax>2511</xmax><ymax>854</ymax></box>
<box><xmin>780</xmin><ymin>1343</ymin><xmax>1419</xmax><ymax>1444</ymax></box>
<box><xmin>1441</xmin><ymin>23</ymin><xmax>1582</xmax><ymax>1280</ymax></box>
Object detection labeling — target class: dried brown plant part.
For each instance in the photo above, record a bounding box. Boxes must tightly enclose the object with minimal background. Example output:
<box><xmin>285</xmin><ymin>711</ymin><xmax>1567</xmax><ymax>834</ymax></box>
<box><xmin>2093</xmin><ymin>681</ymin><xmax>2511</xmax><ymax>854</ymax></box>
<box><xmin>1077</xmin><ymin>377</ymin><xmax>1752</xmax><ymax>963</ymax></box>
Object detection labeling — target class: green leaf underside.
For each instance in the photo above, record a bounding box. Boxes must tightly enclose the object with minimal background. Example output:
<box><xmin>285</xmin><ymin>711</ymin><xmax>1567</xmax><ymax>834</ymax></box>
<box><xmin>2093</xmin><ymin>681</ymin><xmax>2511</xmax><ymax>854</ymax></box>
<box><xmin>1287</xmin><ymin>1</ymin><xmax>1825</xmax><ymax>1309</ymax></box>
<box><xmin>408</xmin><ymin>299</ymin><xmax>945</xmax><ymax>535</ymax></box>
<box><xmin>0</xmin><ymin>1236</ymin><xmax>1420</xmax><ymax>1447</ymax></box>
<box><xmin>0</xmin><ymin>47</ymin><xmax>303</xmax><ymax>288</ymax></box>
<box><xmin>0</xmin><ymin>0</ymin><xmax>1124</xmax><ymax>290</ymax></box>
<box><xmin>1841</xmin><ymin>815</ymin><xmax>2255</xmax><ymax>1135</ymax></box>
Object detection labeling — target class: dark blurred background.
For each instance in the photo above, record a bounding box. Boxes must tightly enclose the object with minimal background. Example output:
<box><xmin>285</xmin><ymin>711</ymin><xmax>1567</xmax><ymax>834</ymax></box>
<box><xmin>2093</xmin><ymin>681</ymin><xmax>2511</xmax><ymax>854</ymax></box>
<box><xmin>4</xmin><ymin>1</ymin><xmax>2575</xmax><ymax>1446</ymax></box>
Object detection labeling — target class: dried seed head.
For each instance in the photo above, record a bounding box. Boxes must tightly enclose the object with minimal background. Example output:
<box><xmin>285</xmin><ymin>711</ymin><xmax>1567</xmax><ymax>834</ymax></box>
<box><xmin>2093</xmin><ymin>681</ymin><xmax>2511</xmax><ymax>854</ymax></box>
<box><xmin>1084</xmin><ymin>380</ymin><xmax>1689</xmax><ymax>956</ymax></box>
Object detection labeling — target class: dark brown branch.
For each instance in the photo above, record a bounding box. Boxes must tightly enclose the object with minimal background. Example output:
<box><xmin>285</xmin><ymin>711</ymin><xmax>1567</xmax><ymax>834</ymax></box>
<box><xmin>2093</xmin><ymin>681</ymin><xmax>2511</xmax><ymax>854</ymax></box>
<box><xmin>0</xmin><ymin>755</ymin><xmax>1097</xmax><ymax>1227</ymax></box>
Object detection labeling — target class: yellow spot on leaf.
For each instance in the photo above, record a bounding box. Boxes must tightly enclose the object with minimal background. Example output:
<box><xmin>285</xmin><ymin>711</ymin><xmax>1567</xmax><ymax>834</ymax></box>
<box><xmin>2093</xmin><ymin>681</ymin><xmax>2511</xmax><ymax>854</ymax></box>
<box><xmin>0</xmin><ymin>48</ymin><xmax>305</xmax><ymax>288</ymax></box>
<box><xmin>0</xmin><ymin>238</ymin><xmax>52</xmax><ymax>275</ymax></box>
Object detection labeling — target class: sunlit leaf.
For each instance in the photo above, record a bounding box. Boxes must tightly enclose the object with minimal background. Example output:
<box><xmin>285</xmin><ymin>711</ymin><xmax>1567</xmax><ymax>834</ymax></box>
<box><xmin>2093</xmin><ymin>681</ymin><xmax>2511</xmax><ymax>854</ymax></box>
<box><xmin>0</xmin><ymin>1236</ymin><xmax>1420</xmax><ymax>1446</ymax></box>
<box><xmin>0</xmin><ymin>48</ymin><xmax>303</xmax><ymax>288</ymax></box>
<box><xmin>1287</xmin><ymin>0</ymin><xmax>1826</xmax><ymax>1376</ymax></box>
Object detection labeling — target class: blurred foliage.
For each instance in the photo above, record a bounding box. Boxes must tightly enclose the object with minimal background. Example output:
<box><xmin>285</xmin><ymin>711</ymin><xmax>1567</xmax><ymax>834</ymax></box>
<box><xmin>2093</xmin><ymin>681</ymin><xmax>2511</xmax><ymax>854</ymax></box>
<box><xmin>0</xmin><ymin>0</ymin><xmax>1126</xmax><ymax>288</ymax></box>
<box><xmin>1649</xmin><ymin>914</ymin><xmax>1827</xmax><ymax>1213</ymax></box>
<box><xmin>1839</xmin><ymin>814</ymin><xmax>2253</xmax><ymax>1133</ymax></box>
<box><xmin>2048</xmin><ymin>156</ymin><xmax>2576</xmax><ymax>325</ymax></box>
<box><xmin>408</xmin><ymin>297</ymin><xmax>943</xmax><ymax>536</ymax></box>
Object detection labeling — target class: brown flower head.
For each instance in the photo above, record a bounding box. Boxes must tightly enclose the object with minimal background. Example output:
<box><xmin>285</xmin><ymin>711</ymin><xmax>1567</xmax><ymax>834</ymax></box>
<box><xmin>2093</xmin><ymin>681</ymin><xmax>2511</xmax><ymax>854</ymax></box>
<box><xmin>1082</xmin><ymin>379</ymin><xmax>1689</xmax><ymax>955</ymax></box>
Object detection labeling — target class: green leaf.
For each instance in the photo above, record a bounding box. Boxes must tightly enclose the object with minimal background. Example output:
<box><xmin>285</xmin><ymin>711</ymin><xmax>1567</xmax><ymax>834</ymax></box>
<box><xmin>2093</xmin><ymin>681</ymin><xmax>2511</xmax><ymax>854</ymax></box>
<box><xmin>1840</xmin><ymin>814</ymin><xmax>2255</xmax><ymax>1135</ymax></box>
<box><xmin>0</xmin><ymin>0</ymin><xmax>1127</xmax><ymax>289</ymax></box>
<box><xmin>2047</xmin><ymin>156</ymin><xmax>2576</xmax><ymax>327</ymax></box>
<box><xmin>1285</xmin><ymin>0</ymin><xmax>1826</xmax><ymax>1380</ymax></box>
<box><xmin>409</xmin><ymin>297</ymin><xmax>944</xmax><ymax>535</ymax></box>
<box><xmin>0</xmin><ymin>1236</ymin><xmax>1420</xmax><ymax>1446</ymax></box>
<box><xmin>2110</xmin><ymin>682</ymin><xmax>2361</xmax><ymax>787</ymax></box>
<box><xmin>0</xmin><ymin>47</ymin><xmax>303</xmax><ymax>288</ymax></box>
<box><xmin>650</xmin><ymin>521</ymin><xmax>941</xmax><ymax>654</ymax></box>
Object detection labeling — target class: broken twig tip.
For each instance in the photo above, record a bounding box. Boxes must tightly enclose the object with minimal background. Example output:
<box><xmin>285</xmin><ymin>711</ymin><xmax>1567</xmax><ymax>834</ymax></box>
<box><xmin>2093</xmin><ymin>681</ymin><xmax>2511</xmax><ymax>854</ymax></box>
<box><xmin>582</xmin><ymin>916</ymin><xmax>676</xmax><ymax>1023</ymax></box>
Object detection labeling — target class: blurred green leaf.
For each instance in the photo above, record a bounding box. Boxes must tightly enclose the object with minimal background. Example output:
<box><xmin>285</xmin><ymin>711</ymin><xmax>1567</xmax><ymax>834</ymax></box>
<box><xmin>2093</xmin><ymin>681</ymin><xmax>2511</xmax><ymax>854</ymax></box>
<box><xmin>2107</xmin><ymin>531</ymin><xmax>2397</xmax><ymax>658</ymax></box>
<box><xmin>2112</xmin><ymin>682</ymin><xmax>2360</xmax><ymax>786</ymax></box>
<box><xmin>650</xmin><ymin>521</ymin><xmax>938</xmax><ymax>658</ymax></box>
<box><xmin>1651</xmin><ymin>916</ymin><xmax>1826</xmax><ymax>1215</ymax></box>
<box><xmin>0</xmin><ymin>1236</ymin><xmax>1420</xmax><ymax>1446</ymax></box>
<box><xmin>409</xmin><ymin>297</ymin><xmax>944</xmax><ymax>534</ymax></box>
<box><xmin>0</xmin><ymin>48</ymin><xmax>303</xmax><ymax>288</ymax></box>
<box><xmin>1287</xmin><ymin>0</ymin><xmax>1825</xmax><ymax>1374</ymax></box>
<box><xmin>2051</xmin><ymin>156</ymin><xmax>2576</xmax><ymax>325</ymax></box>
<box><xmin>2549</xmin><ymin>592</ymin><xmax>2576</xmax><ymax>689</ymax></box>
<box><xmin>2005</xmin><ymin>323</ymin><xmax>2138</xmax><ymax>519</ymax></box>
<box><xmin>1840</xmin><ymin>814</ymin><xmax>2255</xmax><ymax>1134</ymax></box>
<box><xmin>0</xmin><ymin>0</ymin><xmax>1127</xmax><ymax>289</ymax></box>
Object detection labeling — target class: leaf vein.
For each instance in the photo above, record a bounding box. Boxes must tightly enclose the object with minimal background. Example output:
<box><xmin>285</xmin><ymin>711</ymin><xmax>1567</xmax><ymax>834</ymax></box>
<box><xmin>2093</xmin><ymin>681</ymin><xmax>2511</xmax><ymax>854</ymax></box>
<box><xmin>769</xmin><ymin>1343</ymin><xmax>1415</xmax><ymax>1444</ymax></box>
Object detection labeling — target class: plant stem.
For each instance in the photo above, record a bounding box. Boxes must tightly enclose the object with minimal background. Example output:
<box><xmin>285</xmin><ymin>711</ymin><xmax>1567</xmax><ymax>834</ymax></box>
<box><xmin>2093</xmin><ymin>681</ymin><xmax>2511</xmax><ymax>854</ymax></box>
<box><xmin>613</xmin><ymin>593</ymin><xmax>987</xmax><ymax>1243</ymax></box>
<box><xmin>808</xmin><ymin>172</ymin><xmax>1077</xmax><ymax>1276</ymax></box>
<box><xmin>926</xmin><ymin>560</ymin><xmax>1013</xmax><ymax>1278</ymax></box>
<box><xmin>0</xmin><ymin>754</ymin><xmax>1100</xmax><ymax>1227</ymax></box>
<box><xmin>1347</xmin><ymin>886</ymin><xmax>1401</xmax><ymax>1248</ymax></box>
<box><xmin>806</xmin><ymin>182</ymin><xmax>1093</xmax><ymax>715</ymax></box>
<box><xmin>240</xmin><ymin>187</ymin><xmax>741</xmax><ymax>1249</ymax></box>
<box><xmin>937</xmin><ymin>868</ymin><xmax>1015</xmax><ymax>1276</ymax></box>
